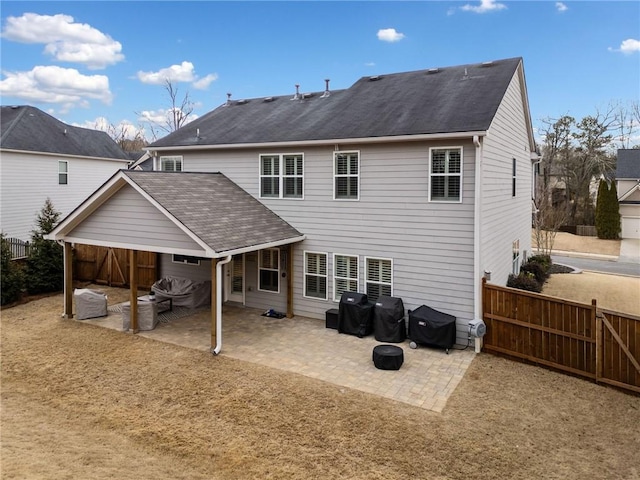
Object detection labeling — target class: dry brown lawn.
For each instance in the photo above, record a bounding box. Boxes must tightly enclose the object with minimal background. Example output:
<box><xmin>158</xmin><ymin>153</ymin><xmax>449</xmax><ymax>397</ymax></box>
<box><xmin>533</xmin><ymin>230</ymin><xmax>621</xmax><ymax>256</ymax></box>
<box><xmin>2</xmin><ymin>289</ymin><xmax>640</xmax><ymax>480</ymax></box>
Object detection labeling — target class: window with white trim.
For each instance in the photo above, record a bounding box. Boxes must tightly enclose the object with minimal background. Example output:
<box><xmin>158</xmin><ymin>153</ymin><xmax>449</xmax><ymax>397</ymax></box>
<box><xmin>58</xmin><ymin>160</ymin><xmax>68</xmax><ymax>185</ymax></box>
<box><xmin>160</xmin><ymin>155</ymin><xmax>183</xmax><ymax>171</ymax></box>
<box><xmin>304</xmin><ymin>252</ymin><xmax>327</xmax><ymax>299</ymax></box>
<box><xmin>259</xmin><ymin>154</ymin><xmax>303</xmax><ymax>199</ymax></box>
<box><xmin>512</xmin><ymin>158</ymin><xmax>517</xmax><ymax>197</ymax></box>
<box><xmin>365</xmin><ymin>257</ymin><xmax>392</xmax><ymax>302</ymax></box>
<box><xmin>333</xmin><ymin>254</ymin><xmax>358</xmax><ymax>302</ymax></box>
<box><xmin>334</xmin><ymin>151</ymin><xmax>359</xmax><ymax>200</ymax></box>
<box><xmin>429</xmin><ymin>147</ymin><xmax>462</xmax><ymax>202</ymax></box>
<box><xmin>512</xmin><ymin>240</ymin><xmax>520</xmax><ymax>274</ymax></box>
<box><xmin>258</xmin><ymin>248</ymin><xmax>280</xmax><ymax>293</ymax></box>
<box><xmin>172</xmin><ymin>254</ymin><xmax>201</xmax><ymax>266</ymax></box>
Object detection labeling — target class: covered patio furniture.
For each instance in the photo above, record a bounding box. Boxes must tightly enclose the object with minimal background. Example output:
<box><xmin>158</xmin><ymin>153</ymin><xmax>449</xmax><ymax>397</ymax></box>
<box><xmin>74</xmin><ymin>288</ymin><xmax>108</xmax><ymax>320</ymax></box>
<box><xmin>122</xmin><ymin>300</ymin><xmax>158</xmax><ymax>331</ymax></box>
<box><xmin>151</xmin><ymin>276</ymin><xmax>211</xmax><ymax>309</ymax></box>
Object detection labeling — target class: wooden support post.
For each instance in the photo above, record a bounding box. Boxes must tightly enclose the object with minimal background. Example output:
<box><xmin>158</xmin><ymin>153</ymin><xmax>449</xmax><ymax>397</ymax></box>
<box><xmin>129</xmin><ymin>250</ymin><xmax>139</xmax><ymax>333</ymax></box>
<box><xmin>594</xmin><ymin>299</ymin><xmax>602</xmax><ymax>383</ymax></box>
<box><xmin>63</xmin><ymin>242</ymin><xmax>74</xmax><ymax>318</ymax></box>
<box><xmin>211</xmin><ymin>258</ymin><xmax>218</xmax><ymax>351</ymax></box>
<box><xmin>286</xmin><ymin>244</ymin><xmax>294</xmax><ymax>318</ymax></box>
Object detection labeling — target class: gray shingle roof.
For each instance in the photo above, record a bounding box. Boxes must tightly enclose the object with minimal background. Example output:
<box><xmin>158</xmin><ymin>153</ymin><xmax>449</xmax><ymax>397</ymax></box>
<box><xmin>1</xmin><ymin>105</ymin><xmax>130</xmax><ymax>160</ymax></box>
<box><xmin>150</xmin><ymin>57</ymin><xmax>523</xmax><ymax>148</ymax></box>
<box><xmin>122</xmin><ymin>171</ymin><xmax>303</xmax><ymax>254</ymax></box>
<box><xmin>617</xmin><ymin>149</ymin><xmax>640</xmax><ymax>179</ymax></box>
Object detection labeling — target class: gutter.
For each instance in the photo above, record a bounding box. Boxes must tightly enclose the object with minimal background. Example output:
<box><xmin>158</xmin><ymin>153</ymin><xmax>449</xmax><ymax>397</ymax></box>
<box><xmin>212</xmin><ymin>255</ymin><xmax>232</xmax><ymax>355</ymax></box>
<box><xmin>473</xmin><ymin>135</ymin><xmax>483</xmax><ymax>353</ymax></box>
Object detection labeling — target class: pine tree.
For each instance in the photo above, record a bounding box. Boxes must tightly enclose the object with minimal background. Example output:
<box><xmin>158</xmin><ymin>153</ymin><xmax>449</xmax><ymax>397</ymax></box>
<box><xmin>25</xmin><ymin>198</ymin><xmax>64</xmax><ymax>294</ymax></box>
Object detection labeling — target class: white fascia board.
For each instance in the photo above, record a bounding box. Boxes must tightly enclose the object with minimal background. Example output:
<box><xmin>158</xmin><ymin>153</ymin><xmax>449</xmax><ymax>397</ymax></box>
<box><xmin>0</xmin><ymin>148</ymin><xmax>130</xmax><ymax>163</ymax></box>
<box><xmin>149</xmin><ymin>131</ymin><xmax>487</xmax><ymax>153</ymax></box>
<box><xmin>214</xmin><ymin>235</ymin><xmax>306</xmax><ymax>258</ymax></box>
<box><xmin>619</xmin><ymin>182</ymin><xmax>640</xmax><ymax>202</ymax></box>
<box><xmin>62</xmin><ymin>236</ymin><xmax>207</xmax><ymax>257</ymax></box>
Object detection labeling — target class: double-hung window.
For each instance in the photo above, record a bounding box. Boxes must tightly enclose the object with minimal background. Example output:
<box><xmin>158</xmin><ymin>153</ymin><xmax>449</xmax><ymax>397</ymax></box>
<box><xmin>429</xmin><ymin>147</ymin><xmax>462</xmax><ymax>202</ymax></box>
<box><xmin>334</xmin><ymin>151</ymin><xmax>359</xmax><ymax>200</ymax></box>
<box><xmin>58</xmin><ymin>160</ymin><xmax>68</xmax><ymax>185</ymax></box>
<box><xmin>160</xmin><ymin>155</ymin><xmax>183</xmax><ymax>171</ymax></box>
<box><xmin>259</xmin><ymin>154</ymin><xmax>304</xmax><ymax>199</ymax></box>
<box><xmin>304</xmin><ymin>252</ymin><xmax>327</xmax><ymax>299</ymax></box>
<box><xmin>365</xmin><ymin>257</ymin><xmax>392</xmax><ymax>302</ymax></box>
<box><xmin>258</xmin><ymin>248</ymin><xmax>280</xmax><ymax>293</ymax></box>
<box><xmin>333</xmin><ymin>254</ymin><xmax>358</xmax><ymax>302</ymax></box>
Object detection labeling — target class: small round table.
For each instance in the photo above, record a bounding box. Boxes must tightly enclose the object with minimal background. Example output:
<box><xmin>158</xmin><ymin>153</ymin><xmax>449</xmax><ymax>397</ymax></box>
<box><xmin>372</xmin><ymin>344</ymin><xmax>404</xmax><ymax>370</ymax></box>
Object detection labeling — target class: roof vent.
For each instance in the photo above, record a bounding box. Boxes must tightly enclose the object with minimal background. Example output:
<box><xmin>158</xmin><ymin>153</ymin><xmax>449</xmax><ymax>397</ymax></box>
<box><xmin>427</xmin><ymin>68</ymin><xmax>440</xmax><ymax>74</ymax></box>
<box><xmin>302</xmin><ymin>92</ymin><xmax>314</xmax><ymax>99</ymax></box>
<box><xmin>481</xmin><ymin>61</ymin><xmax>494</xmax><ymax>67</ymax></box>
<box><xmin>237</xmin><ymin>99</ymin><xmax>249</xmax><ymax>104</ymax></box>
<box><xmin>320</xmin><ymin>79</ymin><xmax>330</xmax><ymax>98</ymax></box>
<box><xmin>225</xmin><ymin>93</ymin><xmax>232</xmax><ymax>106</ymax></box>
<box><xmin>369</xmin><ymin>75</ymin><xmax>382</xmax><ymax>81</ymax></box>
<box><xmin>291</xmin><ymin>84</ymin><xmax>300</xmax><ymax>100</ymax></box>
<box><xmin>63</xmin><ymin>128</ymin><xmax>67</xmax><ymax>136</ymax></box>
<box><xmin>264</xmin><ymin>96</ymin><xmax>275</xmax><ymax>102</ymax></box>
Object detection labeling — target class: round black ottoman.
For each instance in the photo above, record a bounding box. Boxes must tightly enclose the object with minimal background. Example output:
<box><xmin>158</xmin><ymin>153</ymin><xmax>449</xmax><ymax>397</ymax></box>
<box><xmin>372</xmin><ymin>344</ymin><xmax>404</xmax><ymax>370</ymax></box>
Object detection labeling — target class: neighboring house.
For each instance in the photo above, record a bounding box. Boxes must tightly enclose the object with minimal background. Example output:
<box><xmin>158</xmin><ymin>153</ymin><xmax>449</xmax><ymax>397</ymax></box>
<box><xmin>0</xmin><ymin>105</ymin><xmax>131</xmax><ymax>241</ymax></box>
<box><xmin>49</xmin><ymin>57</ymin><xmax>537</xmax><ymax>350</ymax></box>
<box><xmin>616</xmin><ymin>149</ymin><xmax>640</xmax><ymax>240</ymax></box>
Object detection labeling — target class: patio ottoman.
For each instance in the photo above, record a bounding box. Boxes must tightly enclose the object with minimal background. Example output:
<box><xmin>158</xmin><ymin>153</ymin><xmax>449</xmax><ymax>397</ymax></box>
<box><xmin>373</xmin><ymin>344</ymin><xmax>404</xmax><ymax>370</ymax></box>
<box><xmin>121</xmin><ymin>301</ymin><xmax>158</xmax><ymax>331</ymax></box>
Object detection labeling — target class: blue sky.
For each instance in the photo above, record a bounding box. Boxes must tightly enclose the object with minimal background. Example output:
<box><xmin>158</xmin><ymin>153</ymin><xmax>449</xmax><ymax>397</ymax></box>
<box><xmin>1</xmin><ymin>1</ymin><xmax>638</xmax><ymax>142</ymax></box>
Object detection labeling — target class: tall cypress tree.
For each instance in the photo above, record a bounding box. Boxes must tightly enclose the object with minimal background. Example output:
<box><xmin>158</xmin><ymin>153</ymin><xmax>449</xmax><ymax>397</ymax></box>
<box><xmin>595</xmin><ymin>179</ymin><xmax>606</xmax><ymax>236</ymax></box>
<box><xmin>596</xmin><ymin>180</ymin><xmax>621</xmax><ymax>239</ymax></box>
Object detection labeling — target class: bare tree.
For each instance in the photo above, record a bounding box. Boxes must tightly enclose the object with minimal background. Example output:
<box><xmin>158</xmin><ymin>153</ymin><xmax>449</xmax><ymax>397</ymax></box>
<box><xmin>138</xmin><ymin>79</ymin><xmax>195</xmax><ymax>140</ymax></box>
<box><xmin>104</xmin><ymin>122</ymin><xmax>148</xmax><ymax>152</ymax></box>
<box><xmin>532</xmin><ymin>180</ymin><xmax>569</xmax><ymax>255</ymax></box>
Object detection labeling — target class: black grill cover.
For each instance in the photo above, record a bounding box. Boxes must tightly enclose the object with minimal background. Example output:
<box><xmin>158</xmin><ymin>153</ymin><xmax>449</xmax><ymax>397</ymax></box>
<box><xmin>373</xmin><ymin>295</ymin><xmax>406</xmax><ymax>343</ymax></box>
<box><xmin>408</xmin><ymin>305</ymin><xmax>456</xmax><ymax>350</ymax></box>
<box><xmin>338</xmin><ymin>291</ymin><xmax>373</xmax><ymax>337</ymax></box>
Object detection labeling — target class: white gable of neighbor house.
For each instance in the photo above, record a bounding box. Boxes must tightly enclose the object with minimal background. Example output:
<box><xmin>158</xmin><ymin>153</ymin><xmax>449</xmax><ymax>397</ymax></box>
<box><xmin>68</xmin><ymin>184</ymin><xmax>205</xmax><ymax>254</ymax></box>
<box><xmin>619</xmin><ymin>182</ymin><xmax>640</xmax><ymax>202</ymax></box>
<box><xmin>0</xmin><ymin>150</ymin><xmax>129</xmax><ymax>241</ymax></box>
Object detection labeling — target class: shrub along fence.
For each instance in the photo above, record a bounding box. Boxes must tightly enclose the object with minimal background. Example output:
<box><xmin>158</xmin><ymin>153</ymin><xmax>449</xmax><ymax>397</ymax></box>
<box><xmin>482</xmin><ymin>279</ymin><xmax>639</xmax><ymax>395</ymax></box>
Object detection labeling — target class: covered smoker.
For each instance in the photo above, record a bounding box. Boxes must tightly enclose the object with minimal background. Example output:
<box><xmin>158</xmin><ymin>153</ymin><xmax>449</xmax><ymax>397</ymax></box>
<box><xmin>338</xmin><ymin>291</ymin><xmax>373</xmax><ymax>338</ymax></box>
<box><xmin>373</xmin><ymin>295</ymin><xmax>406</xmax><ymax>343</ymax></box>
<box><xmin>408</xmin><ymin>305</ymin><xmax>457</xmax><ymax>353</ymax></box>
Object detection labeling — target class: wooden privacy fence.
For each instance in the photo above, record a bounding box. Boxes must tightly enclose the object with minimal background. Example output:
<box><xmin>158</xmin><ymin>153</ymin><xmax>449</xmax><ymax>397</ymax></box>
<box><xmin>482</xmin><ymin>279</ymin><xmax>640</xmax><ymax>394</ymax></box>
<box><xmin>73</xmin><ymin>244</ymin><xmax>157</xmax><ymax>290</ymax></box>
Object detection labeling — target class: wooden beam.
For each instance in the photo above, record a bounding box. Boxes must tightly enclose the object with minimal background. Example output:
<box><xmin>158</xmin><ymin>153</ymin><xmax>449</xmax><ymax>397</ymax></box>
<box><xmin>286</xmin><ymin>244</ymin><xmax>294</xmax><ymax>318</ymax></box>
<box><xmin>63</xmin><ymin>242</ymin><xmax>74</xmax><ymax>318</ymax></box>
<box><xmin>129</xmin><ymin>249</ymin><xmax>138</xmax><ymax>333</ymax></box>
<box><xmin>211</xmin><ymin>258</ymin><xmax>218</xmax><ymax>351</ymax></box>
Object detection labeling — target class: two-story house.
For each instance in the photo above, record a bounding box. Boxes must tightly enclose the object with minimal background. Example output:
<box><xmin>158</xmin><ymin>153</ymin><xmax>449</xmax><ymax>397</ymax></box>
<box><xmin>616</xmin><ymin>149</ymin><xmax>640</xmax><ymax>240</ymax></box>
<box><xmin>49</xmin><ymin>57</ymin><xmax>537</xmax><ymax>353</ymax></box>
<box><xmin>1</xmin><ymin>105</ymin><xmax>131</xmax><ymax>242</ymax></box>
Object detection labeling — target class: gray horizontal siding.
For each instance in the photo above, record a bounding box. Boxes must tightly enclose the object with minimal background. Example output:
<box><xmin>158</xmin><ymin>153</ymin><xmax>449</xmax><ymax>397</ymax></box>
<box><xmin>70</xmin><ymin>184</ymin><xmax>203</xmax><ymax>252</ymax></box>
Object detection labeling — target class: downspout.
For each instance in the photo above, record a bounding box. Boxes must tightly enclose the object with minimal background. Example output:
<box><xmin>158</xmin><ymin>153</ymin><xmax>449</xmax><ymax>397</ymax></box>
<box><xmin>212</xmin><ymin>255</ymin><xmax>232</xmax><ymax>355</ymax></box>
<box><xmin>473</xmin><ymin>135</ymin><xmax>483</xmax><ymax>353</ymax></box>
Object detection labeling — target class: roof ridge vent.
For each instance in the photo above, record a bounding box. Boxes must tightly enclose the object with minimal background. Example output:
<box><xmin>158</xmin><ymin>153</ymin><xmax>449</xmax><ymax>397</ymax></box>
<box><xmin>427</xmin><ymin>68</ymin><xmax>440</xmax><ymax>74</ymax></box>
<box><xmin>481</xmin><ymin>61</ymin><xmax>494</xmax><ymax>67</ymax></box>
<box><xmin>291</xmin><ymin>84</ymin><xmax>300</xmax><ymax>100</ymax></box>
<box><xmin>302</xmin><ymin>92</ymin><xmax>314</xmax><ymax>99</ymax></box>
<box><xmin>320</xmin><ymin>79</ymin><xmax>330</xmax><ymax>98</ymax></box>
<box><xmin>369</xmin><ymin>75</ymin><xmax>382</xmax><ymax>81</ymax></box>
<box><xmin>264</xmin><ymin>96</ymin><xmax>274</xmax><ymax>102</ymax></box>
<box><xmin>237</xmin><ymin>99</ymin><xmax>249</xmax><ymax>104</ymax></box>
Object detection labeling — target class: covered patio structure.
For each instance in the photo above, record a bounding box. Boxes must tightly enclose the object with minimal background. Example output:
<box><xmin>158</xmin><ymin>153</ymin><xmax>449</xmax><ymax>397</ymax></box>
<box><xmin>48</xmin><ymin>170</ymin><xmax>305</xmax><ymax>354</ymax></box>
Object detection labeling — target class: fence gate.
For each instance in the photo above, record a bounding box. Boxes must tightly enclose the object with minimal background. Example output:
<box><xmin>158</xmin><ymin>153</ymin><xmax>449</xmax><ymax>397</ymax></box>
<box><xmin>73</xmin><ymin>245</ymin><xmax>157</xmax><ymax>289</ymax></box>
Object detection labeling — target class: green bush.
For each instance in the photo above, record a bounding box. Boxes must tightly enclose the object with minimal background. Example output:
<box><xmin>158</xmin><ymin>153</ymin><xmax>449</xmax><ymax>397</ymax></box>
<box><xmin>520</xmin><ymin>261</ymin><xmax>548</xmax><ymax>285</ymax></box>
<box><xmin>25</xmin><ymin>199</ymin><xmax>64</xmax><ymax>295</ymax></box>
<box><xmin>507</xmin><ymin>272</ymin><xmax>542</xmax><ymax>293</ymax></box>
<box><xmin>527</xmin><ymin>254</ymin><xmax>552</xmax><ymax>271</ymax></box>
<box><xmin>1</xmin><ymin>234</ymin><xmax>25</xmax><ymax>305</ymax></box>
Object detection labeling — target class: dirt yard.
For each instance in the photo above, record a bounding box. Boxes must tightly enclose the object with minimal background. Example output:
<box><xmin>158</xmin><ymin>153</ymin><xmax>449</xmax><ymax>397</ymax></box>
<box><xmin>2</xmin><ymin>289</ymin><xmax>639</xmax><ymax>480</ymax></box>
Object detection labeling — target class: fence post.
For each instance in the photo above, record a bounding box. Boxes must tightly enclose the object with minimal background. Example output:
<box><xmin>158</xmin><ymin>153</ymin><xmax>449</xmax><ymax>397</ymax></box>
<box><xmin>594</xmin><ymin>299</ymin><xmax>603</xmax><ymax>384</ymax></box>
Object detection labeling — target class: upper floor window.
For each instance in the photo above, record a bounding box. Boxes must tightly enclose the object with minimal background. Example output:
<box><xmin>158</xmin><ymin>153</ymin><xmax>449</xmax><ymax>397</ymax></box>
<box><xmin>160</xmin><ymin>156</ymin><xmax>182</xmax><ymax>172</ymax></box>
<box><xmin>512</xmin><ymin>158</ymin><xmax>517</xmax><ymax>197</ymax></box>
<box><xmin>259</xmin><ymin>154</ymin><xmax>304</xmax><ymax>199</ymax></box>
<box><xmin>58</xmin><ymin>160</ymin><xmax>68</xmax><ymax>185</ymax></box>
<box><xmin>365</xmin><ymin>257</ymin><xmax>392</xmax><ymax>302</ymax></box>
<box><xmin>334</xmin><ymin>151</ymin><xmax>359</xmax><ymax>200</ymax></box>
<box><xmin>172</xmin><ymin>254</ymin><xmax>201</xmax><ymax>266</ymax></box>
<box><xmin>258</xmin><ymin>248</ymin><xmax>280</xmax><ymax>293</ymax></box>
<box><xmin>429</xmin><ymin>147</ymin><xmax>462</xmax><ymax>202</ymax></box>
<box><xmin>333</xmin><ymin>254</ymin><xmax>358</xmax><ymax>302</ymax></box>
<box><xmin>304</xmin><ymin>252</ymin><xmax>327</xmax><ymax>300</ymax></box>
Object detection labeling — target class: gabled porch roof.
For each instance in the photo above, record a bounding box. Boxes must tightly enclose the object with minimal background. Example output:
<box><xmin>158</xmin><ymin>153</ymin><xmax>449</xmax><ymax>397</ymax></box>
<box><xmin>48</xmin><ymin>170</ymin><xmax>305</xmax><ymax>256</ymax></box>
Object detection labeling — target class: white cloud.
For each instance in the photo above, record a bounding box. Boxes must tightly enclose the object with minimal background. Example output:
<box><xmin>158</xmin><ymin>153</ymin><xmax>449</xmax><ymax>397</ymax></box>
<box><xmin>75</xmin><ymin>117</ymin><xmax>147</xmax><ymax>140</ymax></box>
<box><xmin>460</xmin><ymin>0</ymin><xmax>506</xmax><ymax>14</ymax></box>
<box><xmin>555</xmin><ymin>2</ymin><xmax>568</xmax><ymax>12</ymax></box>
<box><xmin>619</xmin><ymin>38</ymin><xmax>640</xmax><ymax>54</ymax></box>
<box><xmin>377</xmin><ymin>28</ymin><xmax>405</xmax><ymax>43</ymax></box>
<box><xmin>137</xmin><ymin>61</ymin><xmax>218</xmax><ymax>89</ymax></box>
<box><xmin>0</xmin><ymin>65</ymin><xmax>112</xmax><ymax>107</ymax></box>
<box><xmin>365</xmin><ymin>62</ymin><xmax>376</xmax><ymax>67</ymax></box>
<box><xmin>137</xmin><ymin>108</ymin><xmax>199</xmax><ymax>126</ymax></box>
<box><xmin>1</xmin><ymin>13</ymin><xmax>124</xmax><ymax>69</ymax></box>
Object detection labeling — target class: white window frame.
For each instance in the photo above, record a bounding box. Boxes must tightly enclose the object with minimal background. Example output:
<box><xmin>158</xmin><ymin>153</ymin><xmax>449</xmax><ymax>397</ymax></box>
<box><xmin>258</xmin><ymin>248</ymin><xmax>280</xmax><ymax>293</ymax></box>
<box><xmin>303</xmin><ymin>251</ymin><xmax>328</xmax><ymax>300</ymax></box>
<box><xmin>258</xmin><ymin>153</ymin><xmax>304</xmax><ymax>199</ymax></box>
<box><xmin>159</xmin><ymin>155</ymin><xmax>183</xmax><ymax>172</ymax></box>
<box><xmin>512</xmin><ymin>240</ymin><xmax>520</xmax><ymax>274</ymax></box>
<box><xmin>58</xmin><ymin>160</ymin><xmax>68</xmax><ymax>185</ymax></box>
<box><xmin>172</xmin><ymin>254</ymin><xmax>201</xmax><ymax>266</ymax></box>
<box><xmin>428</xmin><ymin>147</ymin><xmax>463</xmax><ymax>203</ymax></box>
<box><xmin>333</xmin><ymin>151</ymin><xmax>360</xmax><ymax>201</ymax></box>
<box><xmin>364</xmin><ymin>257</ymin><xmax>393</xmax><ymax>302</ymax></box>
<box><xmin>333</xmin><ymin>253</ymin><xmax>359</xmax><ymax>302</ymax></box>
